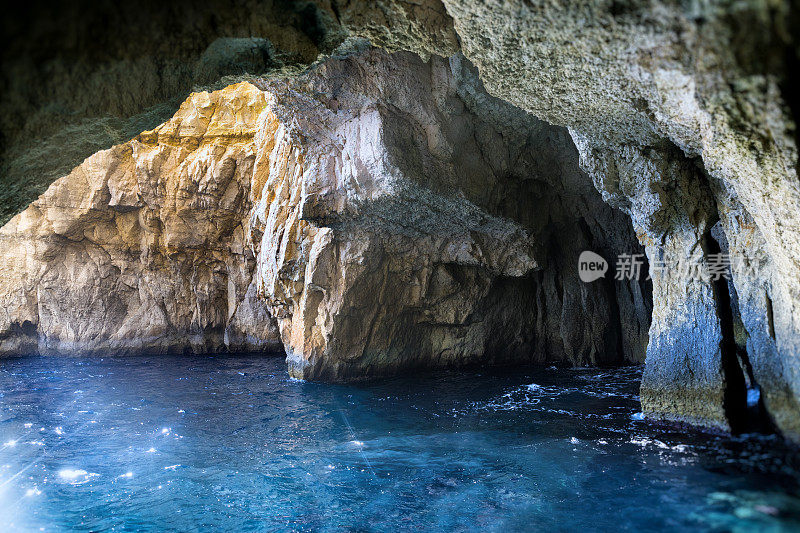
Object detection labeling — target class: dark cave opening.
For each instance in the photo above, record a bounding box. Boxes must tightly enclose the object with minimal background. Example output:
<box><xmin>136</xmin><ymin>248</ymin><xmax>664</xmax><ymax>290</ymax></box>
<box><xmin>704</xmin><ymin>231</ymin><xmax>777</xmax><ymax>435</ymax></box>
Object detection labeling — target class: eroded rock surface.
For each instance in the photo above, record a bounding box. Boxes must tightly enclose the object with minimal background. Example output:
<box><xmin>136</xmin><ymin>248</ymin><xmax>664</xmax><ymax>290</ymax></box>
<box><xmin>0</xmin><ymin>83</ymin><xmax>282</xmax><ymax>355</ymax></box>
<box><xmin>4</xmin><ymin>0</ymin><xmax>800</xmax><ymax>441</ymax></box>
<box><xmin>0</xmin><ymin>0</ymin><xmax>346</xmax><ymax>226</ymax></box>
<box><xmin>336</xmin><ymin>0</ymin><xmax>800</xmax><ymax>439</ymax></box>
<box><xmin>0</xmin><ymin>48</ymin><xmax>649</xmax><ymax>384</ymax></box>
<box><xmin>248</xmin><ymin>48</ymin><xmax>649</xmax><ymax>379</ymax></box>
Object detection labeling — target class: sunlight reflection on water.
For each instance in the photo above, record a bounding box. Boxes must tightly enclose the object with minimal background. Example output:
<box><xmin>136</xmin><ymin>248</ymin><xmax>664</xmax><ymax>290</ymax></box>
<box><xmin>0</xmin><ymin>356</ymin><xmax>798</xmax><ymax>531</ymax></box>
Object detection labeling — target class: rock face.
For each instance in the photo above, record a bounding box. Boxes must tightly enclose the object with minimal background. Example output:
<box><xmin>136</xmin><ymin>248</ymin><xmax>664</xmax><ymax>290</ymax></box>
<box><xmin>249</xmin><ymin>48</ymin><xmax>649</xmax><ymax>379</ymax></box>
<box><xmin>574</xmin><ymin>140</ymin><xmax>735</xmax><ymax>431</ymax></box>
<box><xmin>0</xmin><ymin>0</ymin><xmax>346</xmax><ymax>226</ymax></box>
<box><xmin>0</xmin><ymin>48</ymin><xmax>650</xmax><ymax>383</ymax></box>
<box><xmin>0</xmin><ymin>83</ymin><xmax>282</xmax><ymax>355</ymax></box>
<box><xmin>336</xmin><ymin>0</ymin><xmax>800</xmax><ymax>439</ymax></box>
<box><xmin>3</xmin><ymin>0</ymin><xmax>800</xmax><ymax>442</ymax></box>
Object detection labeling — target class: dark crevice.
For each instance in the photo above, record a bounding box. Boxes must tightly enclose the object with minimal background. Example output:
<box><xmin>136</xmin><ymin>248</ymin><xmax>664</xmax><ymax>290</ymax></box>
<box><xmin>703</xmin><ymin>232</ymin><xmax>748</xmax><ymax>434</ymax></box>
<box><xmin>735</xmin><ymin>341</ymin><xmax>779</xmax><ymax>435</ymax></box>
<box><xmin>704</xmin><ymin>232</ymin><xmax>777</xmax><ymax>435</ymax></box>
<box><xmin>766</xmin><ymin>291</ymin><xmax>777</xmax><ymax>341</ymax></box>
<box><xmin>732</xmin><ymin>284</ymin><xmax>779</xmax><ymax>434</ymax></box>
<box><xmin>330</xmin><ymin>0</ymin><xmax>342</xmax><ymax>24</ymax></box>
<box><xmin>601</xmin><ymin>274</ymin><xmax>624</xmax><ymax>365</ymax></box>
<box><xmin>578</xmin><ymin>216</ymin><xmax>625</xmax><ymax>366</ymax></box>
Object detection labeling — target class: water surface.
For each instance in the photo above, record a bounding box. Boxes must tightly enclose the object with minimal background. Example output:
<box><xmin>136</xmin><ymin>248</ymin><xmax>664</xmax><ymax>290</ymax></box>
<box><xmin>1</xmin><ymin>356</ymin><xmax>799</xmax><ymax>531</ymax></box>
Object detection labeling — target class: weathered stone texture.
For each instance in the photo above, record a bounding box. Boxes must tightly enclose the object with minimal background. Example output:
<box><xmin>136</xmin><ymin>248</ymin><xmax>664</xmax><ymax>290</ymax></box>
<box><xmin>334</xmin><ymin>0</ymin><xmax>800</xmax><ymax>439</ymax></box>
<box><xmin>0</xmin><ymin>49</ymin><xmax>649</xmax><ymax>385</ymax></box>
<box><xmin>0</xmin><ymin>83</ymin><xmax>282</xmax><ymax>356</ymax></box>
<box><xmin>249</xmin><ymin>48</ymin><xmax>649</xmax><ymax>379</ymax></box>
<box><xmin>4</xmin><ymin>0</ymin><xmax>800</xmax><ymax>440</ymax></box>
<box><xmin>0</xmin><ymin>0</ymin><xmax>347</xmax><ymax>226</ymax></box>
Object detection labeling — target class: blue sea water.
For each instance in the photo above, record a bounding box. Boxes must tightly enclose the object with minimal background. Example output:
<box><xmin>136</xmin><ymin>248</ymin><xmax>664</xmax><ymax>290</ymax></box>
<box><xmin>1</xmin><ymin>356</ymin><xmax>799</xmax><ymax>532</ymax></box>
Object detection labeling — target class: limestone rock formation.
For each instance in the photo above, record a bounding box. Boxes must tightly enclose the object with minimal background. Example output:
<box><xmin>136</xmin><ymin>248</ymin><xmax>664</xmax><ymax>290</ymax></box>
<box><xmin>334</xmin><ymin>0</ymin><xmax>459</xmax><ymax>60</ymax></box>
<box><xmin>4</xmin><ymin>0</ymin><xmax>800</xmax><ymax>442</ymax></box>
<box><xmin>0</xmin><ymin>48</ymin><xmax>649</xmax><ymax>384</ymax></box>
<box><xmin>247</xmin><ymin>48</ymin><xmax>649</xmax><ymax>379</ymax></box>
<box><xmin>337</xmin><ymin>0</ymin><xmax>800</xmax><ymax>440</ymax></box>
<box><xmin>0</xmin><ymin>0</ymin><xmax>346</xmax><ymax>226</ymax></box>
<box><xmin>0</xmin><ymin>82</ymin><xmax>282</xmax><ymax>356</ymax></box>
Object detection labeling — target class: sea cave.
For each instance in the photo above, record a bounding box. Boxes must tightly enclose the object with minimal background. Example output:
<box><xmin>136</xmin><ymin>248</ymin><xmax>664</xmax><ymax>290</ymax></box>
<box><xmin>1</xmin><ymin>0</ymin><xmax>800</xmax><ymax>530</ymax></box>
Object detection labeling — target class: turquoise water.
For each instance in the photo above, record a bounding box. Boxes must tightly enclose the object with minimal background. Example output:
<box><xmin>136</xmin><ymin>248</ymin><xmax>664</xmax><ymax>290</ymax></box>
<box><xmin>1</xmin><ymin>356</ymin><xmax>799</xmax><ymax>532</ymax></box>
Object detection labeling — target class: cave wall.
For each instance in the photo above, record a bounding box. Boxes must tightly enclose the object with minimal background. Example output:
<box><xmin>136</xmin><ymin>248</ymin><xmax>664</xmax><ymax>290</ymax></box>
<box><xmin>336</xmin><ymin>0</ymin><xmax>800</xmax><ymax>439</ymax></box>
<box><xmin>249</xmin><ymin>48</ymin><xmax>650</xmax><ymax>378</ymax></box>
<box><xmin>1</xmin><ymin>0</ymin><xmax>799</xmax><ymax>440</ymax></box>
<box><xmin>0</xmin><ymin>83</ymin><xmax>283</xmax><ymax>356</ymax></box>
<box><xmin>0</xmin><ymin>48</ymin><xmax>649</xmax><ymax>380</ymax></box>
<box><xmin>0</xmin><ymin>0</ymin><xmax>346</xmax><ymax>226</ymax></box>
